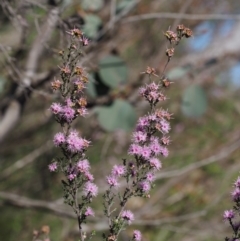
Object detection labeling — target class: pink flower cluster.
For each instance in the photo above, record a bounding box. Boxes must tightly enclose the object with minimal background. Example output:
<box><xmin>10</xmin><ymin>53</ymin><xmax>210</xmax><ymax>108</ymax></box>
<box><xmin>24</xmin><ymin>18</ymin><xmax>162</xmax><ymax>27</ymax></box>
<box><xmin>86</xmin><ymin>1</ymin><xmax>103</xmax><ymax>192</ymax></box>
<box><xmin>127</xmin><ymin>84</ymin><xmax>171</xmax><ymax>193</ymax></box>
<box><xmin>121</xmin><ymin>210</ymin><xmax>134</xmax><ymax>224</ymax></box>
<box><xmin>139</xmin><ymin>82</ymin><xmax>166</xmax><ymax>105</ymax></box>
<box><xmin>53</xmin><ymin>130</ymin><xmax>90</xmax><ymax>154</ymax></box>
<box><xmin>223</xmin><ymin>175</ymin><xmax>240</xmax><ymax>240</ymax></box>
<box><xmin>50</xmin><ymin>100</ymin><xmax>87</xmax><ymax>124</ymax></box>
<box><xmin>106</xmin><ymin>165</ymin><xmax>126</xmax><ymax>187</ymax></box>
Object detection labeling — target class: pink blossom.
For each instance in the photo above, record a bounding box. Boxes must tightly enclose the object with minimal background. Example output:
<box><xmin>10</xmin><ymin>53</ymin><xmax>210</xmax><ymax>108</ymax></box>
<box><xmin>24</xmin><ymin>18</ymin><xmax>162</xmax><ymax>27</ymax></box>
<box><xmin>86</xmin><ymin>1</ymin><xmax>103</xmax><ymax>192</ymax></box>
<box><xmin>85</xmin><ymin>172</ymin><xmax>94</xmax><ymax>181</ymax></box>
<box><xmin>149</xmin><ymin>141</ymin><xmax>161</xmax><ymax>155</ymax></box>
<box><xmin>121</xmin><ymin>210</ymin><xmax>134</xmax><ymax>224</ymax></box>
<box><xmin>83</xmin><ymin>182</ymin><xmax>98</xmax><ymax>197</ymax></box>
<box><xmin>61</xmin><ymin>106</ymin><xmax>75</xmax><ymax>122</ymax></box>
<box><xmin>231</xmin><ymin>188</ymin><xmax>240</xmax><ymax>201</ymax></box>
<box><xmin>133</xmin><ymin>230</ymin><xmax>142</xmax><ymax>241</ymax></box>
<box><xmin>137</xmin><ymin>116</ymin><xmax>149</xmax><ymax>128</ymax></box>
<box><xmin>67</xmin><ymin>135</ymin><xmax>84</xmax><ymax>153</ymax></box>
<box><xmin>132</xmin><ymin>131</ymin><xmax>147</xmax><ymax>143</ymax></box>
<box><xmin>160</xmin><ymin>119</ymin><xmax>171</xmax><ymax>134</ymax></box>
<box><xmin>223</xmin><ymin>210</ymin><xmax>234</xmax><ymax>220</ymax></box>
<box><xmin>81</xmin><ymin>36</ymin><xmax>90</xmax><ymax>46</ymax></box>
<box><xmin>139</xmin><ymin>181</ymin><xmax>151</xmax><ymax>193</ymax></box>
<box><xmin>85</xmin><ymin>207</ymin><xmax>95</xmax><ymax>217</ymax></box>
<box><xmin>50</xmin><ymin>103</ymin><xmax>62</xmax><ymax>114</ymax></box>
<box><xmin>146</xmin><ymin>172</ymin><xmax>155</xmax><ymax>182</ymax></box>
<box><xmin>159</xmin><ymin>146</ymin><xmax>169</xmax><ymax>157</ymax></box>
<box><xmin>149</xmin><ymin>157</ymin><xmax>162</xmax><ymax>170</ymax></box>
<box><xmin>68</xmin><ymin>173</ymin><xmax>76</xmax><ymax>181</ymax></box>
<box><xmin>53</xmin><ymin>132</ymin><xmax>66</xmax><ymax>146</ymax></box>
<box><xmin>77</xmin><ymin>159</ymin><xmax>90</xmax><ymax>173</ymax></box>
<box><xmin>106</xmin><ymin>175</ymin><xmax>119</xmax><ymax>187</ymax></box>
<box><xmin>140</xmin><ymin>146</ymin><xmax>151</xmax><ymax>159</ymax></box>
<box><xmin>48</xmin><ymin>162</ymin><xmax>57</xmax><ymax>172</ymax></box>
<box><xmin>128</xmin><ymin>144</ymin><xmax>142</xmax><ymax>156</ymax></box>
<box><xmin>234</xmin><ymin>177</ymin><xmax>240</xmax><ymax>188</ymax></box>
<box><xmin>65</xmin><ymin>98</ymin><xmax>74</xmax><ymax>107</ymax></box>
<box><xmin>112</xmin><ymin>165</ymin><xmax>125</xmax><ymax>177</ymax></box>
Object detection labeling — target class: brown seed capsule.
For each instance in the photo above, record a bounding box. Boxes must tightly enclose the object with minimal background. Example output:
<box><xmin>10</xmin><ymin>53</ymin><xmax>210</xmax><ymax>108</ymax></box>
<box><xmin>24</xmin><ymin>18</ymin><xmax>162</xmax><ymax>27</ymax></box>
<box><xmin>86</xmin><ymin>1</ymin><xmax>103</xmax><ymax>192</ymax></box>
<box><xmin>41</xmin><ymin>225</ymin><xmax>50</xmax><ymax>234</ymax></box>
<box><xmin>182</xmin><ymin>28</ymin><xmax>193</xmax><ymax>38</ymax></box>
<box><xmin>78</xmin><ymin>97</ymin><xmax>87</xmax><ymax>107</ymax></box>
<box><xmin>166</xmin><ymin>48</ymin><xmax>175</xmax><ymax>58</ymax></box>
<box><xmin>108</xmin><ymin>234</ymin><xmax>116</xmax><ymax>241</ymax></box>
<box><xmin>177</xmin><ymin>24</ymin><xmax>185</xmax><ymax>32</ymax></box>
<box><xmin>51</xmin><ymin>79</ymin><xmax>62</xmax><ymax>91</ymax></box>
<box><xmin>75</xmin><ymin>66</ymin><xmax>85</xmax><ymax>76</ymax></box>
<box><xmin>162</xmin><ymin>78</ymin><xmax>173</xmax><ymax>88</ymax></box>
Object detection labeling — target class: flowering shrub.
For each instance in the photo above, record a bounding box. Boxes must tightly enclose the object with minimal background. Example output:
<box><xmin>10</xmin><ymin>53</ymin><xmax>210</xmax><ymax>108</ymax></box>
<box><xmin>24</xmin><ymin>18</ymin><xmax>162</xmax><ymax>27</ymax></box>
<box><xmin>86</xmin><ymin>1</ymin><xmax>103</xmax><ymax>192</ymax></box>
<box><xmin>224</xmin><ymin>176</ymin><xmax>240</xmax><ymax>241</ymax></box>
<box><xmin>48</xmin><ymin>25</ymin><xmax>192</xmax><ymax>241</ymax></box>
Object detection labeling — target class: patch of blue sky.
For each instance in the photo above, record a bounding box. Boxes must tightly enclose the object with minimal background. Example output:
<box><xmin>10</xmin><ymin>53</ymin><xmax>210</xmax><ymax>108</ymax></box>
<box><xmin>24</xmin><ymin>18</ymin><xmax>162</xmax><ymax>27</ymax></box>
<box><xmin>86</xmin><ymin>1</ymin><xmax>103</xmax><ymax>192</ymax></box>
<box><xmin>217</xmin><ymin>20</ymin><xmax>235</xmax><ymax>37</ymax></box>
<box><xmin>230</xmin><ymin>62</ymin><xmax>240</xmax><ymax>88</ymax></box>
<box><xmin>187</xmin><ymin>21</ymin><xmax>214</xmax><ymax>52</ymax></box>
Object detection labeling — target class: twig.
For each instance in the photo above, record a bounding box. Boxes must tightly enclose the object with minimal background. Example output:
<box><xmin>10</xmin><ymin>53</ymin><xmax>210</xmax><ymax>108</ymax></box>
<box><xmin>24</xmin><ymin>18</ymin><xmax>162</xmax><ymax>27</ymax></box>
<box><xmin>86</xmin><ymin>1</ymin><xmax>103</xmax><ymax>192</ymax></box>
<box><xmin>1</xmin><ymin>141</ymin><xmax>53</xmax><ymax>180</ymax></box>
<box><xmin>156</xmin><ymin>138</ymin><xmax>240</xmax><ymax>179</ymax></box>
<box><xmin>122</xmin><ymin>12</ymin><xmax>240</xmax><ymax>24</ymax></box>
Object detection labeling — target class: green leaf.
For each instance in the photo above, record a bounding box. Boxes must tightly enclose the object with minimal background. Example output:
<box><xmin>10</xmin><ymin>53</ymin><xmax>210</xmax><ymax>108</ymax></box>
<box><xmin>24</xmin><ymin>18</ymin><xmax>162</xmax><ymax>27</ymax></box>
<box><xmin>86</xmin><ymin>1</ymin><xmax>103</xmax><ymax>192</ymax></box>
<box><xmin>116</xmin><ymin>0</ymin><xmax>135</xmax><ymax>14</ymax></box>
<box><xmin>82</xmin><ymin>14</ymin><xmax>102</xmax><ymax>39</ymax></box>
<box><xmin>181</xmin><ymin>85</ymin><xmax>207</xmax><ymax>118</ymax></box>
<box><xmin>95</xmin><ymin>99</ymin><xmax>136</xmax><ymax>131</ymax></box>
<box><xmin>86</xmin><ymin>74</ymin><xmax>97</xmax><ymax>98</ymax></box>
<box><xmin>0</xmin><ymin>76</ymin><xmax>6</xmax><ymax>95</ymax></box>
<box><xmin>99</xmin><ymin>55</ymin><xmax>128</xmax><ymax>88</ymax></box>
<box><xmin>167</xmin><ymin>67</ymin><xmax>189</xmax><ymax>81</ymax></box>
<box><xmin>81</xmin><ymin>0</ymin><xmax>104</xmax><ymax>11</ymax></box>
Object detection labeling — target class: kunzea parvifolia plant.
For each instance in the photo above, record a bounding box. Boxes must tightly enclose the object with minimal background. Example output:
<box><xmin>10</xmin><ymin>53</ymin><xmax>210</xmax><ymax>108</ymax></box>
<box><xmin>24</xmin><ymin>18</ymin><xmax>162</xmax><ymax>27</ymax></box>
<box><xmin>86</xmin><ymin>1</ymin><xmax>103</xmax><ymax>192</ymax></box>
<box><xmin>48</xmin><ymin>25</ymin><xmax>193</xmax><ymax>241</ymax></box>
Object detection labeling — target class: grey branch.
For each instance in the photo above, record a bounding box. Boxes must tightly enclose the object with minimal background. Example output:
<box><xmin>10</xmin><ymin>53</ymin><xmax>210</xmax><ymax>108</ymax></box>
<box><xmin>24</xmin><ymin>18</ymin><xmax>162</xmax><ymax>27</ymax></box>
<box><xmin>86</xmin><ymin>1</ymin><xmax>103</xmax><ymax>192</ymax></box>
<box><xmin>123</xmin><ymin>12</ymin><xmax>240</xmax><ymax>23</ymax></box>
<box><xmin>0</xmin><ymin>7</ymin><xmax>59</xmax><ymax>143</ymax></box>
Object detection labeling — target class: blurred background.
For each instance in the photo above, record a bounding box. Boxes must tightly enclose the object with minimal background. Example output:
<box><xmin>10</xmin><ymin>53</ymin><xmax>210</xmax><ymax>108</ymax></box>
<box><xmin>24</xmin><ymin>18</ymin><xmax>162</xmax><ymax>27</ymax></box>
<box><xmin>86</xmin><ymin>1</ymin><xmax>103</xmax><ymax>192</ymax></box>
<box><xmin>1</xmin><ymin>0</ymin><xmax>240</xmax><ymax>240</ymax></box>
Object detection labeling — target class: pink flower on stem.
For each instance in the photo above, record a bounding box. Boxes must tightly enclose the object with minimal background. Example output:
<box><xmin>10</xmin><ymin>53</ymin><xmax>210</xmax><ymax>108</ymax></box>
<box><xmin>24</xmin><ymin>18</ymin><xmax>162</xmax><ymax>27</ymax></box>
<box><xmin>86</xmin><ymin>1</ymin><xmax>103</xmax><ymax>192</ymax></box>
<box><xmin>139</xmin><ymin>181</ymin><xmax>151</xmax><ymax>193</ymax></box>
<box><xmin>77</xmin><ymin>159</ymin><xmax>90</xmax><ymax>173</ymax></box>
<box><xmin>223</xmin><ymin>210</ymin><xmax>234</xmax><ymax>220</ymax></box>
<box><xmin>133</xmin><ymin>230</ymin><xmax>142</xmax><ymax>241</ymax></box>
<box><xmin>106</xmin><ymin>175</ymin><xmax>119</xmax><ymax>187</ymax></box>
<box><xmin>128</xmin><ymin>144</ymin><xmax>142</xmax><ymax>156</ymax></box>
<box><xmin>121</xmin><ymin>210</ymin><xmax>134</xmax><ymax>224</ymax></box>
<box><xmin>83</xmin><ymin>182</ymin><xmax>98</xmax><ymax>197</ymax></box>
<box><xmin>149</xmin><ymin>157</ymin><xmax>162</xmax><ymax>170</ymax></box>
<box><xmin>53</xmin><ymin>132</ymin><xmax>66</xmax><ymax>146</ymax></box>
<box><xmin>50</xmin><ymin>103</ymin><xmax>62</xmax><ymax>114</ymax></box>
<box><xmin>112</xmin><ymin>165</ymin><xmax>125</xmax><ymax>177</ymax></box>
<box><xmin>85</xmin><ymin>207</ymin><xmax>95</xmax><ymax>217</ymax></box>
<box><xmin>48</xmin><ymin>162</ymin><xmax>57</xmax><ymax>172</ymax></box>
<box><xmin>61</xmin><ymin>106</ymin><xmax>75</xmax><ymax>122</ymax></box>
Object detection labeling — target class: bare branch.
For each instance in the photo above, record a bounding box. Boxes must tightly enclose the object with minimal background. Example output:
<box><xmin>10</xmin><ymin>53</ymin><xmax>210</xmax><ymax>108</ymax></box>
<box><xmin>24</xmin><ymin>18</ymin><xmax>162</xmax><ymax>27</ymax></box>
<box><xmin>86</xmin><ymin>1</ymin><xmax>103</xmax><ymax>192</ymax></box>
<box><xmin>1</xmin><ymin>141</ymin><xmax>53</xmax><ymax>180</ymax></box>
<box><xmin>0</xmin><ymin>7</ymin><xmax>59</xmax><ymax>143</ymax></box>
<box><xmin>156</xmin><ymin>138</ymin><xmax>240</xmax><ymax>179</ymax></box>
<box><xmin>122</xmin><ymin>12</ymin><xmax>240</xmax><ymax>24</ymax></box>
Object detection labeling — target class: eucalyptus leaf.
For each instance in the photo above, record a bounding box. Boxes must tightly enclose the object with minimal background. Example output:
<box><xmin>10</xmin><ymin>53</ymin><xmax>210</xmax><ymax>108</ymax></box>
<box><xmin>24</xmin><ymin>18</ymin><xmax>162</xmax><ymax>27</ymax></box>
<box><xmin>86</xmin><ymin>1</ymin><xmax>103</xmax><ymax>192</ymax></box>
<box><xmin>86</xmin><ymin>74</ymin><xmax>97</xmax><ymax>98</ymax></box>
<box><xmin>95</xmin><ymin>99</ymin><xmax>136</xmax><ymax>132</ymax></box>
<box><xmin>83</xmin><ymin>14</ymin><xmax>102</xmax><ymax>39</ymax></box>
<box><xmin>81</xmin><ymin>0</ymin><xmax>104</xmax><ymax>11</ymax></box>
<box><xmin>116</xmin><ymin>0</ymin><xmax>135</xmax><ymax>13</ymax></box>
<box><xmin>181</xmin><ymin>85</ymin><xmax>207</xmax><ymax>118</ymax></box>
<box><xmin>167</xmin><ymin>67</ymin><xmax>189</xmax><ymax>81</ymax></box>
<box><xmin>0</xmin><ymin>76</ymin><xmax>6</xmax><ymax>94</ymax></box>
<box><xmin>99</xmin><ymin>55</ymin><xmax>128</xmax><ymax>88</ymax></box>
